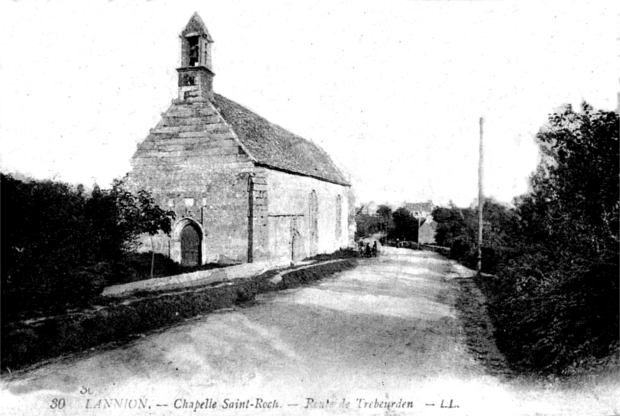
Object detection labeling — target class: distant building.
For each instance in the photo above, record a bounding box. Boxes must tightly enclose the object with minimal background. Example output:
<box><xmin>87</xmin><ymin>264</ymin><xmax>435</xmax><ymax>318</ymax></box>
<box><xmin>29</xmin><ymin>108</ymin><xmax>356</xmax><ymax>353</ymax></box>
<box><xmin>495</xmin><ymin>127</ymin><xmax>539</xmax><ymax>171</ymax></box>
<box><xmin>418</xmin><ymin>217</ymin><xmax>437</xmax><ymax>245</ymax></box>
<box><xmin>127</xmin><ymin>14</ymin><xmax>354</xmax><ymax>266</ymax></box>
<box><xmin>403</xmin><ymin>200</ymin><xmax>434</xmax><ymax>218</ymax></box>
<box><xmin>403</xmin><ymin>200</ymin><xmax>436</xmax><ymax>244</ymax></box>
<box><xmin>359</xmin><ymin>201</ymin><xmax>378</xmax><ymax>216</ymax></box>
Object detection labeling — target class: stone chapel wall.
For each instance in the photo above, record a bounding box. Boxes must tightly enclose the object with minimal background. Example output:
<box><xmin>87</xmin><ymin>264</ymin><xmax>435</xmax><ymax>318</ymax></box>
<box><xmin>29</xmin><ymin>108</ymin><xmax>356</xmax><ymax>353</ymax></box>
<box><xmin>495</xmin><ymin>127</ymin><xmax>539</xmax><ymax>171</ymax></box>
<box><xmin>264</xmin><ymin>169</ymin><xmax>351</xmax><ymax>265</ymax></box>
<box><xmin>127</xmin><ymin>99</ymin><xmax>258</xmax><ymax>265</ymax></box>
<box><xmin>132</xmin><ymin>167</ymin><xmax>254</xmax><ymax>264</ymax></box>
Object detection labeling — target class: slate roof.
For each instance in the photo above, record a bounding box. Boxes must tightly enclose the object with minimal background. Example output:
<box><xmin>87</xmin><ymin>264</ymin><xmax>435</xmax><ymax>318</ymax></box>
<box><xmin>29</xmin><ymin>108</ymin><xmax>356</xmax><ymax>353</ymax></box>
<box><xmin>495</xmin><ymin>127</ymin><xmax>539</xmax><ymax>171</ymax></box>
<box><xmin>182</xmin><ymin>12</ymin><xmax>213</xmax><ymax>41</ymax></box>
<box><xmin>213</xmin><ymin>94</ymin><xmax>349</xmax><ymax>186</ymax></box>
<box><xmin>403</xmin><ymin>201</ymin><xmax>434</xmax><ymax>216</ymax></box>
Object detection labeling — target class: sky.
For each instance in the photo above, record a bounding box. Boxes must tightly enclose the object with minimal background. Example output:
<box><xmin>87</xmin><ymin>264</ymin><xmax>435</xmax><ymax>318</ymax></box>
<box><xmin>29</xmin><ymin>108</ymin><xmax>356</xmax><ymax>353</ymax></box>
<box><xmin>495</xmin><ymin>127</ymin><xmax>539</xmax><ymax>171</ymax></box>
<box><xmin>1</xmin><ymin>0</ymin><xmax>618</xmax><ymax>207</ymax></box>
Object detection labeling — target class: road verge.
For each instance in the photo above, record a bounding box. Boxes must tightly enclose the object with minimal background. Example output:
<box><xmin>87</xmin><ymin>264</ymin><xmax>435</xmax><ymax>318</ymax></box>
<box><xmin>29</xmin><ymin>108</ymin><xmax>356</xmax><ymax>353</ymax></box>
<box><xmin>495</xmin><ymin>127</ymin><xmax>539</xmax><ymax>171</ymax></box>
<box><xmin>1</xmin><ymin>258</ymin><xmax>357</xmax><ymax>375</ymax></box>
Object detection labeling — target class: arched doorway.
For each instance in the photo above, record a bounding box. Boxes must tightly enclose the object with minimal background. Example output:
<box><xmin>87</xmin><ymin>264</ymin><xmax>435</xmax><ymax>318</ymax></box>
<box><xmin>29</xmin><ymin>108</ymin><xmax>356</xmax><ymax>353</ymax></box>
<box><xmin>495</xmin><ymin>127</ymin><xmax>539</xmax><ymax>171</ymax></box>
<box><xmin>180</xmin><ymin>223</ymin><xmax>202</xmax><ymax>266</ymax></box>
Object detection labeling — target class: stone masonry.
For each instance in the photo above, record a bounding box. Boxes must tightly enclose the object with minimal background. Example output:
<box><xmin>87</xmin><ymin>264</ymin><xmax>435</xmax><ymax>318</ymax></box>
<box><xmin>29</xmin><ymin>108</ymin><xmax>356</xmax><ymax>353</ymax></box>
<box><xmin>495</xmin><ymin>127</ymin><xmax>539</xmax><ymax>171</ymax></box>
<box><xmin>127</xmin><ymin>13</ymin><xmax>354</xmax><ymax>266</ymax></box>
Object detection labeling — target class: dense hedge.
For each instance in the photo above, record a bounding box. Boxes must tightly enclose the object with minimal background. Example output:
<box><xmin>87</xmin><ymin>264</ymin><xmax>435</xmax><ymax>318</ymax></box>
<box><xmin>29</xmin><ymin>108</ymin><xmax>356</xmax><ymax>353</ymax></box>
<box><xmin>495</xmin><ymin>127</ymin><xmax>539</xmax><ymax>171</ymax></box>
<box><xmin>1</xmin><ymin>174</ymin><xmax>173</xmax><ymax>319</ymax></box>
<box><xmin>355</xmin><ymin>205</ymin><xmax>420</xmax><ymax>243</ymax></box>
<box><xmin>476</xmin><ymin>260</ymin><xmax>618</xmax><ymax>374</ymax></box>
<box><xmin>433</xmin><ymin>103</ymin><xmax>619</xmax><ymax>375</ymax></box>
<box><xmin>433</xmin><ymin>200</ymin><xmax>521</xmax><ymax>275</ymax></box>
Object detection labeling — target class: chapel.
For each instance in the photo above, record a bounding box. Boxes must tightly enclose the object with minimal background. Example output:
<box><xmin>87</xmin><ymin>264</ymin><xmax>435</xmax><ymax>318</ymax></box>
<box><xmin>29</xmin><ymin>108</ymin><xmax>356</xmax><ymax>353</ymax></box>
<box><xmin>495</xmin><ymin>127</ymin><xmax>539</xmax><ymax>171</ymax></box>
<box><xmin>127</xmin><ymin>13</ymin><xmax>355</xmax><ymax>266</ymax></box>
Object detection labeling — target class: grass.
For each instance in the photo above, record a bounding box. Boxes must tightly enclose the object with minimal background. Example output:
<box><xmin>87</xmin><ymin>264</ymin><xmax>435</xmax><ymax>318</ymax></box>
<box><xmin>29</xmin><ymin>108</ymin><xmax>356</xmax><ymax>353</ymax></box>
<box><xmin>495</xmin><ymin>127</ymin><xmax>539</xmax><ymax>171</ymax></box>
<box><xmin>108</xmin><ymin>252</ymin><xmax>231</xmax><ymax>286</ymax></box>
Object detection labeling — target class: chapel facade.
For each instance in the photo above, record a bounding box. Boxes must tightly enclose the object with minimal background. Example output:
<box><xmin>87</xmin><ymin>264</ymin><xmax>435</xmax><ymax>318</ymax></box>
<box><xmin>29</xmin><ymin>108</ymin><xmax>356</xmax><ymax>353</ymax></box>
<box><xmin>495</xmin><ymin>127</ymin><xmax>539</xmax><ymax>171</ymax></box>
<box><xmin>127</xmin><ymin>14</ymin><xmax>355</xmax><ymax>266</ymax></box>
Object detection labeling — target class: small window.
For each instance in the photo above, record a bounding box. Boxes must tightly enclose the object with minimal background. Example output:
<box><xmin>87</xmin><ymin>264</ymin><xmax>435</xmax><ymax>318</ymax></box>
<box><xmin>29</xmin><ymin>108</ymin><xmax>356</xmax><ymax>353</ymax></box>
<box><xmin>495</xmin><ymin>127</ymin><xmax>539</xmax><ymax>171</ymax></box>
<box><xmin>238</xmin><ymin>146</ymin><xmax>245</xmax><ymax>155</ymax></box>
<box><xmin>183</xmin><ymin>74</ymin><xmax>195</xmax><ymax>86</ymax></box>
<box><xmin>167</xmin><ymin>198</ymin><xmax>175</xmax><ymax>208</ymax></box>
<box><xmin>184</xmin><ymin>198</ymin><xmax>195</xmax><ymax>207</ymax></box>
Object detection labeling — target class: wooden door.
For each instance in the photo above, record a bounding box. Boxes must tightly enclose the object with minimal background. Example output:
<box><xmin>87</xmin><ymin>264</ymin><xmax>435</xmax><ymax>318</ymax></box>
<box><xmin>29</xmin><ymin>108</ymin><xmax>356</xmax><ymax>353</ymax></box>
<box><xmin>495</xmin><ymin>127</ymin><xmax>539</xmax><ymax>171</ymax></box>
<box><xmin>291</xmin><ymin>217</ymin><xmax>304</xmax><ymax>262</ymax></box>
<box><xmin>180</xmin><ymin>224</ymin><xmax>201</xmax><ymax>266</ymax></box>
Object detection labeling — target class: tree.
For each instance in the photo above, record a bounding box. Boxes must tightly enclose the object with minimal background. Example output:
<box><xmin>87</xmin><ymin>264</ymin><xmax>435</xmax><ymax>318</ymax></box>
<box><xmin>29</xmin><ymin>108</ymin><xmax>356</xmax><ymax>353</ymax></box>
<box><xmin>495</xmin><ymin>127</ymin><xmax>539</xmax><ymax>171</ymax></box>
<box><xmin>87</xmin><ymin>180</ymin><xmax>176</xmax><ymax>278</ymax></box>
<box><xmin>376</xmin><ymin>204</ymin><xmax>394</xmax><ymax>234</ymax></box>
<box><xmin>432</xmin><ymin>205</ymin><xmax>467</xmax><ymax>247</ymax></box>
<box><xmin>1</xmin><ymin>174</ymin><xmax>176</xmax><ymax>315</ymax></box>
<box><xmin>521</xmin><ymin>103</ymin><xmax>618</xmax><ymax>251</ymax></box>
<box><xmin>390</xmin><ymin>207</ymin><xmax>418</xmax><ymax>242</ymax></box>
<box><xmin>134</xmin><ymin>189</ymin><xmax>176</xmax><ymax>278</ymax></box>
<box><xmin>432</xmin><ymin>200</ymin><xmax>519</xmax><ymax>272</ymax></box>
<box><xmin>487</xmin><ymin>103</ymin><xmax>619</xmax><ymax>373</ymax></box>
<box><xmin>377</xmin><ymin>204</ymin><xmax>392</xmax><ymax>219</ymax></box>
<box><xmin>427</xmin><ymin>104</ymin><xmax>619</xmax><ymax>373</ymax></box>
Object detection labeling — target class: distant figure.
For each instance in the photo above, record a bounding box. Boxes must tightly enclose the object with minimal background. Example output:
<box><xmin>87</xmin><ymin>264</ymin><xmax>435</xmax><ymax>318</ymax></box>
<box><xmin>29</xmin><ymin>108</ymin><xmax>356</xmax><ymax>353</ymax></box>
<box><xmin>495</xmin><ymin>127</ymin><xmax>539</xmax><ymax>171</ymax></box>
<box><xmin>372</xmin><ymin>241</ymin><xmax>378</xmax><ymax>257</ymax></box>
<box><xmin>365</xmin><ymin>243</ymin><xmax>371</xmax><ymax>258</ymax></box>
<box><xmin>358</xmin><ymin>240</ymin><xmax>365</xmax><ymax>256</ymax></box>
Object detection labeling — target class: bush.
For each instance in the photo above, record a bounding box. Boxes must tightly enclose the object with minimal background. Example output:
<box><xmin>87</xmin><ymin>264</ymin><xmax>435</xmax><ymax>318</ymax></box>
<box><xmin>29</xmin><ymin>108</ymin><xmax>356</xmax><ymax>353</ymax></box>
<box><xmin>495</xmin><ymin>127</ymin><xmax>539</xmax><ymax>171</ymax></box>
<box><xmin>434</xmin><ymin>104</ymin><xmax>619</xmax><ymax>375</ymax></box>
<box><xmin>389</xmin><ymin>207</ymin><xmax>419</xmax><ymax>242</ymax></box>
<box><xmin>1</xmin><ymin>174</ymin><xmax>174</xmax><ymax>319</ymax></box>
<box><xmin>477</xmin><ymin>258</ymin><xmax>619</xmax><ymax>373</ymax></box>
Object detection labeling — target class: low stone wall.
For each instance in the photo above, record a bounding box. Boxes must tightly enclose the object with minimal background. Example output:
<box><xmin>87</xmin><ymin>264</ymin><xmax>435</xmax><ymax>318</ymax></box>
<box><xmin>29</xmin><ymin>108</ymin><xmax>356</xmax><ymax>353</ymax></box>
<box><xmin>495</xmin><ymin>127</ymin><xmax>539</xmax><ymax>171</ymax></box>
<box><xmin>421</xmin><ymin>244</ymin><xmax>450</xmax><ymax>256</ymax></box>
<box><xmin>1</xmin><ymin>259</ymin><xmax>356</xmax><ymax>374</ymax></box>
<box><xmin>102</xmin><ymin>259</ymin><xmax>318</xmax><ymax>297</ymax></box>
<box><xmin>103</xmin><ymin>261</ymin><xmax>270</xmax><ymax>297</ymax></box>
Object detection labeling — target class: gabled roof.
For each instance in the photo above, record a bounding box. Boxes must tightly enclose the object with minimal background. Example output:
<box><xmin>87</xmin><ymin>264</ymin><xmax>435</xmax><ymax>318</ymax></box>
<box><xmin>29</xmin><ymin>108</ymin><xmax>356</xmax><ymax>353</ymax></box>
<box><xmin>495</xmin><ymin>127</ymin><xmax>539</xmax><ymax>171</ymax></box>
<box><xmin>213</xmin><ymin>94</ymin><xmax>350</xmax><ymax>186</ymax></box>
<box><xmin>403</xmin><ymin>201</ymin><xmax>434</xmax><ymax>215</ymax></box>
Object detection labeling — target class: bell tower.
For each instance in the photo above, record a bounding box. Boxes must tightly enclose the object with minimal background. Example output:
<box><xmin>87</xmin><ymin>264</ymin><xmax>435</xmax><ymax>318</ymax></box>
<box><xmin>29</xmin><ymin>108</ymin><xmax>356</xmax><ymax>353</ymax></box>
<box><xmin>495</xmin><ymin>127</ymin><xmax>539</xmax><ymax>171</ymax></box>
<box><xmin>177</xmin><ymin>13</ymin><xmax>214</xmax><ymax>101</ymax></box>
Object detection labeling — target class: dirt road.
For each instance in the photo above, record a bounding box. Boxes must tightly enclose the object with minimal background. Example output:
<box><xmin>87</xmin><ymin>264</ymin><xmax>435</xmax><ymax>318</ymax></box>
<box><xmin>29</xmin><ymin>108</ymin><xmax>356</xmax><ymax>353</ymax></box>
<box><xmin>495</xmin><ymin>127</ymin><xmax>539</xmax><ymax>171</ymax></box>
<box><xmin>1</xmin><ymin>248</ymin><xmax>618</xmax><ymax>415</ymax></box>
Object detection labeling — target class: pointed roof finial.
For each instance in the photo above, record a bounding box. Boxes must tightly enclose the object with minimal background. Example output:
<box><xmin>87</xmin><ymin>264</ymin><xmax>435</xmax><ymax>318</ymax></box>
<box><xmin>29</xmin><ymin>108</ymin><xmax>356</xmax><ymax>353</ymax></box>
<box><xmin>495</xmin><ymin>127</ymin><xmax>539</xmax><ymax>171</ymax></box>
<box><xmin>182</xmin><ymin>12</ymin><xmax>213</xmax><ymax>42</ymax></box>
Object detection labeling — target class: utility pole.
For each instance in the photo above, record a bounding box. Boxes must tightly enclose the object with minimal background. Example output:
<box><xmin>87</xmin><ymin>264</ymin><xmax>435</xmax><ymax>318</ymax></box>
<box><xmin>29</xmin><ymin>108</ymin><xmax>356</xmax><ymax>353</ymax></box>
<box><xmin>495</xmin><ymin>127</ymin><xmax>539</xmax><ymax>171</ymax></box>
<box><xmin>417</xmin><ymin>215</ymin><xmax>421</xmax><ymax>250</ymax></box>
<box><xmin>477</xmin><ymin>117</ymin><xmax>484</xmax><ymax>276</ymax></box>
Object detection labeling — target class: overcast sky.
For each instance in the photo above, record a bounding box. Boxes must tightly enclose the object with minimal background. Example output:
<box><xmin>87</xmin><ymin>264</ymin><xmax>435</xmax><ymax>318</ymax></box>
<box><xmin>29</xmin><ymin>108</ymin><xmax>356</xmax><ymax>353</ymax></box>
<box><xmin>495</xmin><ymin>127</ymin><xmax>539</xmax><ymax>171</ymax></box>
<box><xmin>1</xmin><ymin>0</ymin><xmax>618</xmax><ymax>207</ymax></box>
